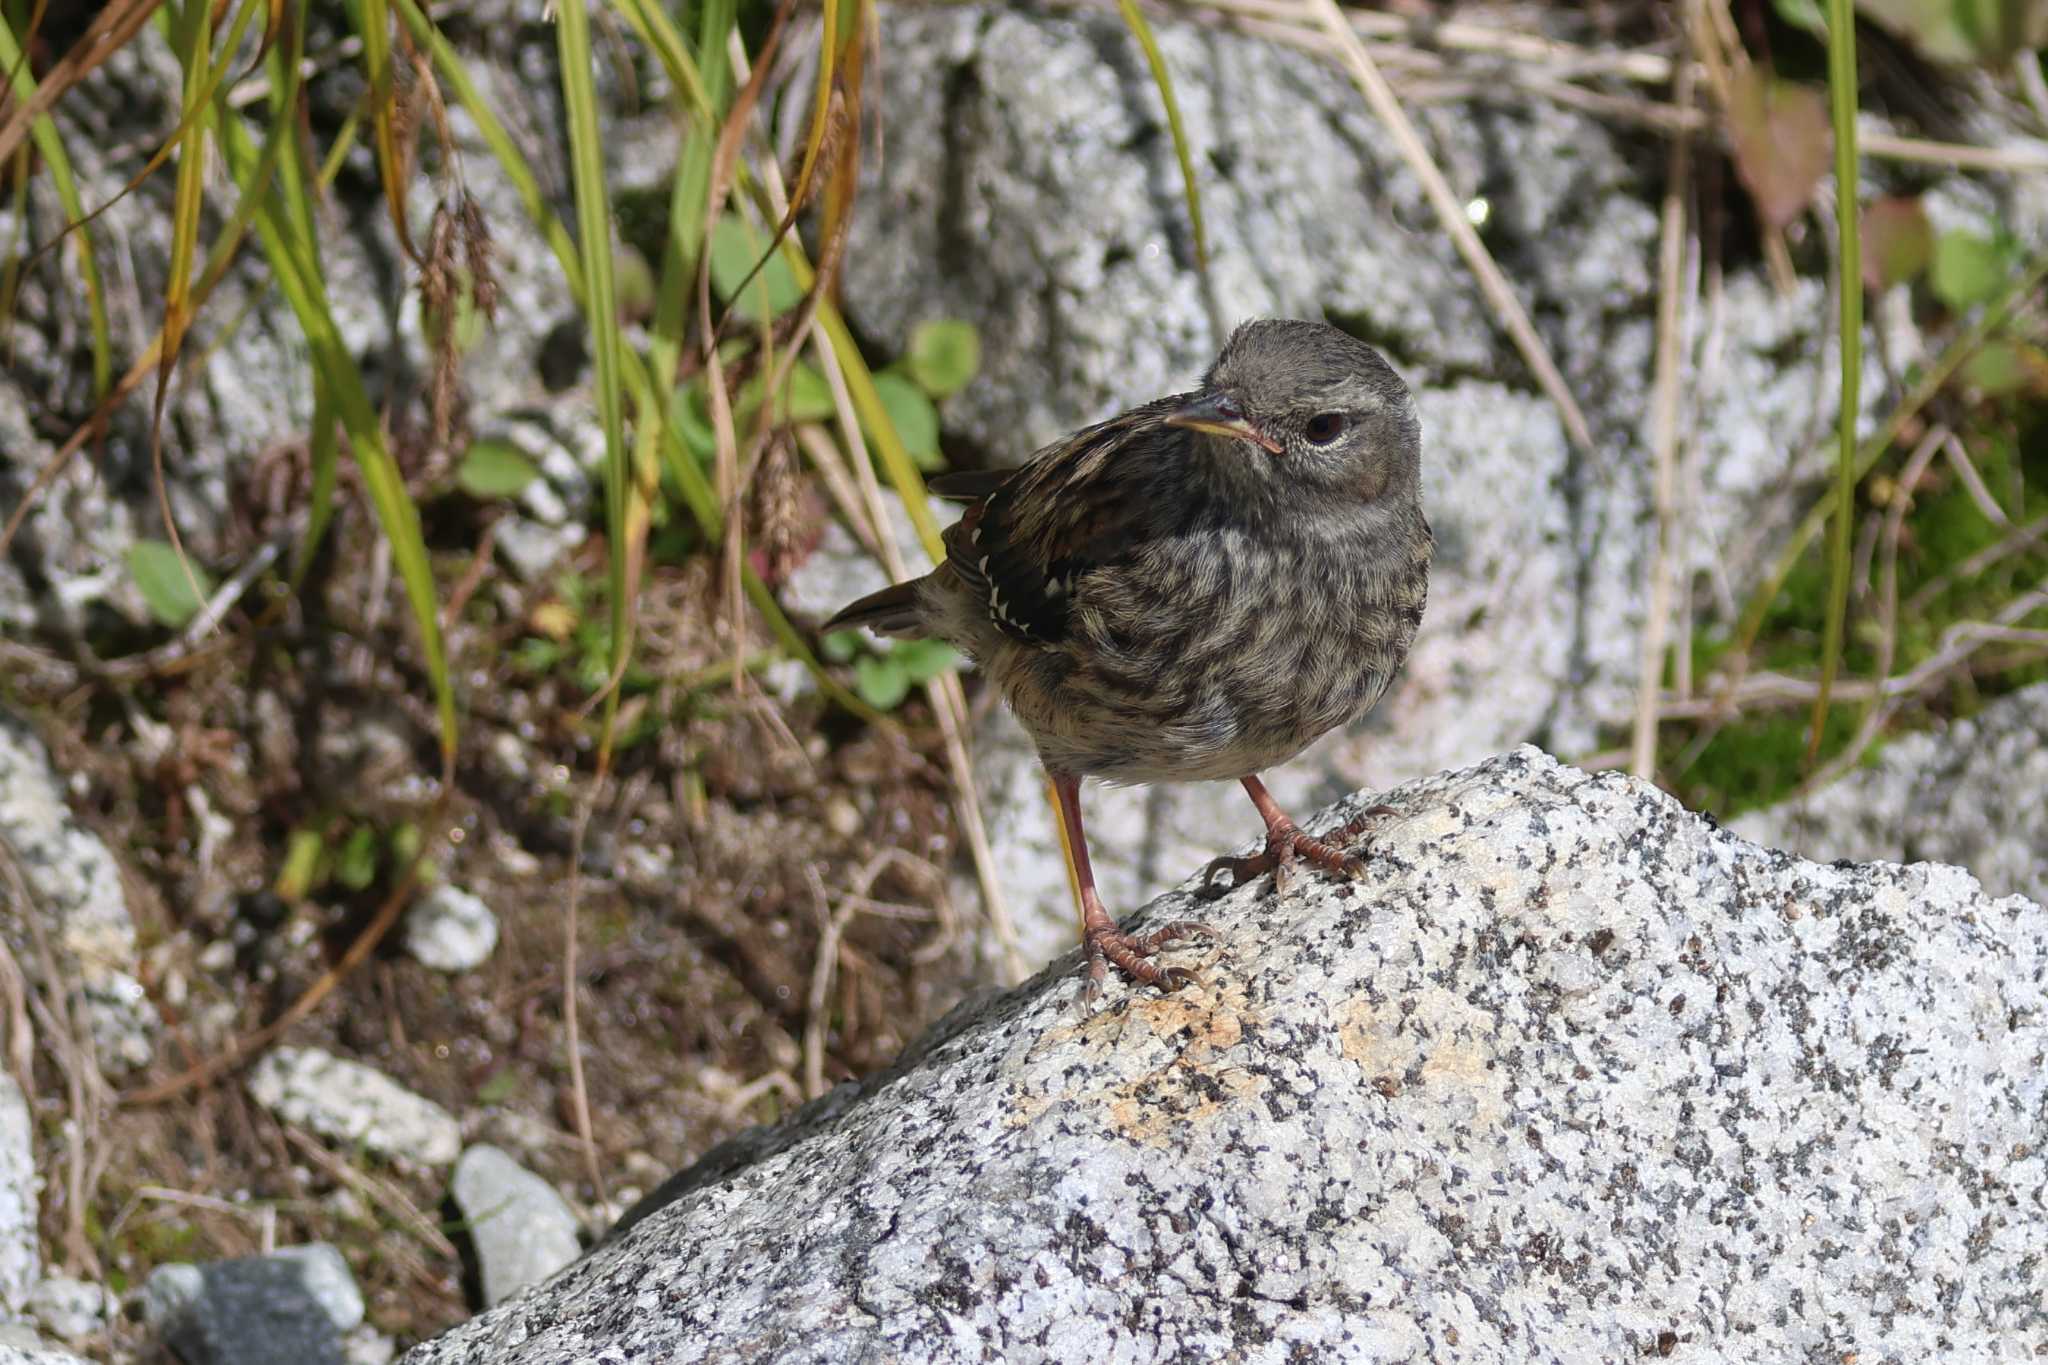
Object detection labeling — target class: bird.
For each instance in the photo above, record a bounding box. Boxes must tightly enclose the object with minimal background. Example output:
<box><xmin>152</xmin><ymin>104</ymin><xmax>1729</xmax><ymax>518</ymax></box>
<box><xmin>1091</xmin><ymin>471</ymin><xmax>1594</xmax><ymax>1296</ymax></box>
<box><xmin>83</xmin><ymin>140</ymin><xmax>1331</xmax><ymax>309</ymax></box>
<box><xmin>825</xmin><ymin>318</ymin><xmax>1431</xmax><ymax>991</ymax></box>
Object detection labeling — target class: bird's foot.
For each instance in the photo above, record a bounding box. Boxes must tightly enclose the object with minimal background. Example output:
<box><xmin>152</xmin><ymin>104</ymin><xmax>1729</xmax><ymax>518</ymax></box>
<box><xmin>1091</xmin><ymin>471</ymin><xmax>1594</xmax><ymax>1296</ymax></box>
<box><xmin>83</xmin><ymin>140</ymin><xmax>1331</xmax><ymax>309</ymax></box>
<box><xmin>1201</xmin><ymin>803</ymin><xmax>1398</xmax><ymax>896</ymax></box>
<box><xmin>1081</xmin><ymin>918</ymin><xmax>1215</xmax><ymax>999</ymax></box>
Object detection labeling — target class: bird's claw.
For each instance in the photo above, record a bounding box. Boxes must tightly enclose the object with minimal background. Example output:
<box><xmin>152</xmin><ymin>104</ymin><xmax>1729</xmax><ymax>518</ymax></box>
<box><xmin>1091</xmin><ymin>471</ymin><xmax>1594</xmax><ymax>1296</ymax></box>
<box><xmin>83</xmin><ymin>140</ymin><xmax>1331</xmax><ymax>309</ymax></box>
<box><xmin>1079</xmin><ymin>919</ymin><xmax>1215</xmax><ymax>998</ymax></box>
<box><xmin>1200</xmin><ymin>803</ymin><xmax>1397</xmax><ymax>896</ymax></box>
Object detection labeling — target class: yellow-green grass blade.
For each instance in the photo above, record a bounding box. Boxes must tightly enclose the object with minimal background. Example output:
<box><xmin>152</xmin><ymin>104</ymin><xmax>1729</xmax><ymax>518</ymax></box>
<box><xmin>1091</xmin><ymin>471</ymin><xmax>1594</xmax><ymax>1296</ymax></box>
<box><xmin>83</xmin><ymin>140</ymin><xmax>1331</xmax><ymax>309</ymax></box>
<box><xmin>217</xmin><ymin>108</ymin><xmax>457</xmax><ymax>767</ymax></box>
<box><xmin>606</xmin><ymin>0</ymin><xmax>712</xmax><ymax>126</ymax></box>
<box><xmin>553</xmin><ymin>0</ymin><xmax>634</xmax><ymax>758</ymax></box>
<box><xmin>1116</xmin><ymin>0</ymin><xmax>1206</xmax><ymax>273</ymax></box>
<box><xmin>0</xmin><ymin>12</ymin><xmax>112</xmax><ymax>395</ymax></box>
<box><xmin>1808</xmin><ymin>0</ymin><xmax>1861</xmax><ymax>764</ymax></box>
<box><xmin>654</xmin><ymin>0</ymin><xmax>734</xmax><ymax>361</ymax></box>
<box><xmin>355</xmin><ymin>0</ymin><xmax>416</xmax><ymax>259</ymax></box>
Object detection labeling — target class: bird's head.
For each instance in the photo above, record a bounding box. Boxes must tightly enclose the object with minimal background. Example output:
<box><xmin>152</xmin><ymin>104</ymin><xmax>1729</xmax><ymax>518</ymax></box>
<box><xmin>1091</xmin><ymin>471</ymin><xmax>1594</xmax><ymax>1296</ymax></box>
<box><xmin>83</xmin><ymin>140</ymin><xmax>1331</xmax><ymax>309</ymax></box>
<box><xmin>1165</xmin><ymin>318</ymin><xmax>1421</xmax><ymax>505</ymax></box>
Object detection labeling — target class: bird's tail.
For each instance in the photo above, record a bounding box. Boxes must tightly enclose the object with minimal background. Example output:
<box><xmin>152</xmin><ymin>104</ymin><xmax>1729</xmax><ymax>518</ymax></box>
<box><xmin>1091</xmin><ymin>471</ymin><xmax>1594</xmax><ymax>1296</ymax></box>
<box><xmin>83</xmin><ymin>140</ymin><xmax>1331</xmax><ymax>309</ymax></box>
<box><xmin>823</xmin><ymin>578</ymin><xmax>926</xmax><ymax>638</ymax></box>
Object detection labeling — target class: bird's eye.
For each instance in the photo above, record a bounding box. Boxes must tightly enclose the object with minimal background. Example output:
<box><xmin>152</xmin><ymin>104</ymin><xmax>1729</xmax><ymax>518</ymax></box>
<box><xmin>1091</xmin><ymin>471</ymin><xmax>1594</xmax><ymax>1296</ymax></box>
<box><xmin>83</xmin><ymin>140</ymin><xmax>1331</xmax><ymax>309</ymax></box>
<box><xmin>1304</xmin><ymin>413</ymin><xmax>1347</xmax><ymax>445</ymax></box>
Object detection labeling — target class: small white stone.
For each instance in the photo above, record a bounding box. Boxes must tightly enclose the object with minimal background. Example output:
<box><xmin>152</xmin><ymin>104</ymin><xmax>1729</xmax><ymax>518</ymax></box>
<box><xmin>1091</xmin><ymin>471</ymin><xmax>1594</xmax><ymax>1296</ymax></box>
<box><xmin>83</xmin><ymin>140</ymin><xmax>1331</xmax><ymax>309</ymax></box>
<box><xmin>403</xmin><ymin>885</ymin><xmax>499</xmax><ymax>974</ymax></box>
<box><xmin>25</xmin><ymin>1277</ymin><xmax>111</xmax><ymax>1341</ymax></box>
<box><xmin>247</xmin><ymin>1048</ymin><xmax>461</xmax><ymax>1168</ymax></box>
<box><xmin>824</xmin><ymin>797</ymin><xmax>863</xmax><ymax>839</ymax></box>
<box><xmin>450</xmin><ymin>1145</ymin><xmax>582</xmax><ymax>1307</ymax></box>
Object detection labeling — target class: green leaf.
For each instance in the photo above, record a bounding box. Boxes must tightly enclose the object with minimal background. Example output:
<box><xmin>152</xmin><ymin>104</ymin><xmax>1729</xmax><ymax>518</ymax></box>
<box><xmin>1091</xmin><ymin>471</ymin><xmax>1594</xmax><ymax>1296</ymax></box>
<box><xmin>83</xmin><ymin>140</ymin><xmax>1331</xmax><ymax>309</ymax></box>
<box><xmin>778</xmin><ymin>363</ymin><xmax>839</xmax><ymax>422</ymax></box>
<box><xmin>1963</xmin><ymin>340</ymin><xmax>2048</xmax><ymax>395</ymax></box>
<box><xmin>905</xmin><ymin>319</ymin><xmax>982</xmax><ymax>399</ymax></box>
<box><xmin>853</xmin><ymin>654</ymin><xmax>910</xmax><ymax>710</ymax></box>
<box><xmin>511</xmin><ymin>637</ymin><xmax>565</xmax><ymax>674</ymax></box>
<box><xmin>275</xmin><ymin>826</ymin><xmax>326</xmax><ymax>901</ymax></box>
<box><xmin>1771</xmin><ymin>0</ymin><xmax>1825</xmax><ymax>31</ymax></box>
<box><xmin>1855</xmin><ymin>0</ymin><xmax>2048</xmax><ymax>65</ymax></box>
<box><xmin>671</xmin><ymin>382</ymin><xmax>718</xmax><ymax>460</ymax></box>
<box><xmin>335</xmin><ymin>825</ymin><xmax>381</xmax><ymax>891</ymax></box>
<box><xmin>127</xmin><ymin>540</ymin><xmax>215</xmax><ymax>628</ymax></box>
<box><xmin>476</xmin><ymin>1068</ymin><xmax>519</xmax><ymax>1106</ymax></box>
<box><xmin>742</xmin><ymin>361</ymin><xmax>838</xmax><ymax>424</ymax></box>
<box><xmin>708</xmin><ymin>215</ymin><xmax>804</xmax><ymax>321</ymax></box>
<box><xmin>820</xmin><ymin>629</ymin><xmax>862</xmax><ymax>663</ymax></box>
<box><xmin>1930</xmin><ymin>230</ymin><xmax>2008</xmax><ymax>310</ymax></box>
<box><xmin>869</xmin><ymin>372</ymin><xmax>941</xmax><ymax>470</ymax></box>
<box><xmin>891</xmin><ymin>638</ymin><xmax>959</xmax><ymax>683</ymax></box>
<box><xmin>456</xmin><ymin>438</ymin><xmax>542</xmax><ymax>499</ymax></box>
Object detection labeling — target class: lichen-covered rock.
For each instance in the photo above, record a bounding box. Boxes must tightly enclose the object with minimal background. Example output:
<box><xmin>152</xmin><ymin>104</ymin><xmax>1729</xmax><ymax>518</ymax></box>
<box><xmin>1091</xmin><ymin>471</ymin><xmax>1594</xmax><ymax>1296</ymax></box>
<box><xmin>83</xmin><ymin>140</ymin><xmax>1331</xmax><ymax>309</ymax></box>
<box><xmin>0</xmin><ymin>1078</ymin><xmax>35</xmax><ymax>1317</ymax></box>
<box><xmin>402</xmin><ymin>748</ymin><xmax>2048</xmax><ymax>1363</ymax></box>
<box><xmin>143</xmin><ymin>1244</ymin><xmax>363</xmax><ymax>1365</ymax></box>
<box><xmin>0</xmin><ymin>717</ymin><xmax>157</xmax><ymax>1073</ymax></box>
<box><xmin>1736</xmin><ymin>680</ymin><xmax>2048</xmax><ymax>908</ymax></box>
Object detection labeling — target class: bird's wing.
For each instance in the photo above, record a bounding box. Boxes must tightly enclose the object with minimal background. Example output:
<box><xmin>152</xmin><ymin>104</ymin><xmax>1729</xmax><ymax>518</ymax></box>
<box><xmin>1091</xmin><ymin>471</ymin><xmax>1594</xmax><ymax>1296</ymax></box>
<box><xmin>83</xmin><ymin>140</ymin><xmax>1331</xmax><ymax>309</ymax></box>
<box><xmin>940</xmin><ymin>395</ymin><xmax>1185</xmax><ymax>644</ymax></box>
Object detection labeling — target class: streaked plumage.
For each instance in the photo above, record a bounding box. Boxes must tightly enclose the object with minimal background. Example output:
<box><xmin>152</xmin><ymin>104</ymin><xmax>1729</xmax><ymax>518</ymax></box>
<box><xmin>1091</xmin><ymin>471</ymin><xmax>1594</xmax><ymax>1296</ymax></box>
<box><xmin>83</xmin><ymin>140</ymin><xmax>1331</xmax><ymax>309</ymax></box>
<box><xmin>829</xmin><ymin>319</ymin><xmax>1431</xmax><ymax>989</ymax></box>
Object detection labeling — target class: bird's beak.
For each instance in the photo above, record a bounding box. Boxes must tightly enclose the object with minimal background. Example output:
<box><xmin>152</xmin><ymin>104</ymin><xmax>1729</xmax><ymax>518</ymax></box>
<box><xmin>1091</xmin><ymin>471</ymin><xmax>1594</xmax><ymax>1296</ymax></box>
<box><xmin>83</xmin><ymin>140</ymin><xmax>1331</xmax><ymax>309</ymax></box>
<box><xmin>1165</xmin><ymin>392</ymin><xmax>1283</xmax><ymax>454</ymax></box>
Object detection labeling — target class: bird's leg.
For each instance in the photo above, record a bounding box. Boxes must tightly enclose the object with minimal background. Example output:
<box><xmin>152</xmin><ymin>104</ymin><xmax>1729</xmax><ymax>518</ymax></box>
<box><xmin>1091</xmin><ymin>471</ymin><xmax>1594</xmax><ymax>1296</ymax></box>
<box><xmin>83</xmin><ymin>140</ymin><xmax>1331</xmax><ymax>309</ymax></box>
<box><xmin>1202</xmin><ymin>775</ymin><xmax>1395</xmax><ymax>895</ymax></box>
<box><xmin>1049</xmin><ymin>771</ymin><xmax>1211</xmax><ymax>995</ymax></box>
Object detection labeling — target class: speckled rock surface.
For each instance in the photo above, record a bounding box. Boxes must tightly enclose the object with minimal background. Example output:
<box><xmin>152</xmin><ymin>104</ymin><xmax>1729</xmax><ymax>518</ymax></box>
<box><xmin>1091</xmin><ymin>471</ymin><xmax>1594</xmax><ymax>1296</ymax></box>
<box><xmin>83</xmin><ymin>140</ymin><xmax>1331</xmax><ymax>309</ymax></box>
<box><xmin>1735</xmin><ymin>681</ymin><xmax>2048</xmax><ymax>908</ymax></box>
<box><xmin>0</xmin><ymin>716</ymin><xmax>157</xmax><ymax>1072</ymax></box>
<box><xmin>401</xmin><ymin>748</ymin><xmax>2048</xmax><ymax>1363</ymax></box>
<box><xmin>0</xmin><ymin>1078</ymin><xmax>35</xmax><ymax>1317</ymax></box>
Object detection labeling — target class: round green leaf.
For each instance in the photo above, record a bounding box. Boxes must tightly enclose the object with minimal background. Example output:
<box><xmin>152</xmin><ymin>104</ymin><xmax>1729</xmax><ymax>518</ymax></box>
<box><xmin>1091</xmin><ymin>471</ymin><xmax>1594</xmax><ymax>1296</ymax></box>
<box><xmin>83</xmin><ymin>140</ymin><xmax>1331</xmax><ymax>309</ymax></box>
<box><xmin>905</xmin><ymin>319</ymin><xmax>982</xmax><ymax>399</ymax></box>
<box><xmin>868</xmin><ymin>372</ymin><xmax>942</xmax><ymax>470</ymax></box>
<box><xmin>126</xmin><ymin>539</ymin><xmax>215</xmax><ymax>628</ymax></box>
<box><xmin>854</xmin><ymin>654</ymin><xmax>911</xmax><ymax>710</ymax></box>
<box><xmin>1930</xmin><ymin>230</ymin><xmax>2007</xmax><ymax>311</ymax></box>
<box><xmin>1963</xmin><ymin>340</ymin><xmax>2048</xmax><ymax>396</ymax></box>
<box><xmin>708</xmin><ymin>216</ymin><xmax>804</xmax><ymax>322</ymax></box>
<box><xmin>743</xmin><ymin>362</ymin><xmax>838</xmax><ymax>425</ymax></box>
<box><xmin>335</xmin><ymin>825</ymin><xmax>381</xmax><ymax>891</ymax></box>
<box><xmin>457</xmin><ymin>438</ymin><xmax>542</xmax><ymax>499</ymax></box>
<box><xmin>820</xmin><ymin>629</ymin><xmax>862</xmax><ymax>664</ymax></box>
<box><xmin>891</xmin><ymin>638</ymin><xmax>959</xmax><ymax>683</ymax></box>
<box><xmin>671</xmin><ymin>383</ymin><xmax>717</xmax><ymax>460</ymax></box>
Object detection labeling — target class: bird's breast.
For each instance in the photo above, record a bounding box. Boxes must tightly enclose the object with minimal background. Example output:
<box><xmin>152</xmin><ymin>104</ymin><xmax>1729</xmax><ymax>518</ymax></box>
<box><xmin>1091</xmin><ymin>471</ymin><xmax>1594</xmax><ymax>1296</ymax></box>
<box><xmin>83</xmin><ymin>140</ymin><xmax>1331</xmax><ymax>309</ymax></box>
<box><xmin>1008</xmin><ymin>516</ymin><xmax>1427</xmax><ymax>782</ymax></box>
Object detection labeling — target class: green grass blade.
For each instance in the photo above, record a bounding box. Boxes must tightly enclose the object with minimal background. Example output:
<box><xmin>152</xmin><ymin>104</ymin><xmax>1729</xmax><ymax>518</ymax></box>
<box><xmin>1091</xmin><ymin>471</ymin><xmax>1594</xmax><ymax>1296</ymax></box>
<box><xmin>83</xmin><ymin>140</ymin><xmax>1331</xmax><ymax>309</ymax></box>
<box><xmin>553</xmin><ymin>0</ymin><xmax>632</xmax><ymax>757</ymax></box>
<box><xmin>0</xmin><ymin>12</ymin><xmax>111</xmax><ymax>396</ymax></box>
<box><xmin>1116</xmin><ymin>0</ymin><xmax>1206</xmax><ymax>273</ymax></box>
<box><xmin>606</xmin><ymin>0</ymin><xmax>713</xmax><ymax>125</ymax></box>
<box><xmin>216</xmin><ymin>101</ymin><xmax>457</xmax><ymax>767</ymax></box>
<box><xmin>1808</xmin><ymin>0</ymin><xmax>1861</xmax><ymax>764</ymax></box>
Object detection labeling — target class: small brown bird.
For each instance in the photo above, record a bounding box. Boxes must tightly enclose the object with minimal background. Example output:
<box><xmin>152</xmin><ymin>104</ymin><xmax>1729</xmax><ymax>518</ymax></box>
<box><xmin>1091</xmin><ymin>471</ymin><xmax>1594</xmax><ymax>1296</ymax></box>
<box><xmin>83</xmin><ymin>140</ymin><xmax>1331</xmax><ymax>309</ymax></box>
<box><xmin>827</xmin><ymin>319</ymin><xmax>1431</xmax><ymax>990</ymax></box>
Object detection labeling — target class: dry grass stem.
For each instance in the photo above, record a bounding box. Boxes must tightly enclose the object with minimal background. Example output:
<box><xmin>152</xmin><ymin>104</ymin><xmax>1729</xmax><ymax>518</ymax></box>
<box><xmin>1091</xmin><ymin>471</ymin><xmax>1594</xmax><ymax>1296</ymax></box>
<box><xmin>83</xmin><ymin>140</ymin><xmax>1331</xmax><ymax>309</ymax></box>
<box><xmin>1632</xmin><ymin>59</ymin><xmax>1697</xmax><ymax>781</ymax></box>
<box><xmin>1940</xmin><ymin>432</ymin><xmax>2012</xmax><ymax>527</ymax></box>
<box><xmin>281</xmin><ymin>1126</ymin><xmax>460</xmax><ymax>1261</ymax></box>
<box><xmin>1304</xmin><ymin>0</ymin><xmax>1600</xmax><ymax>463</ymax></box>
